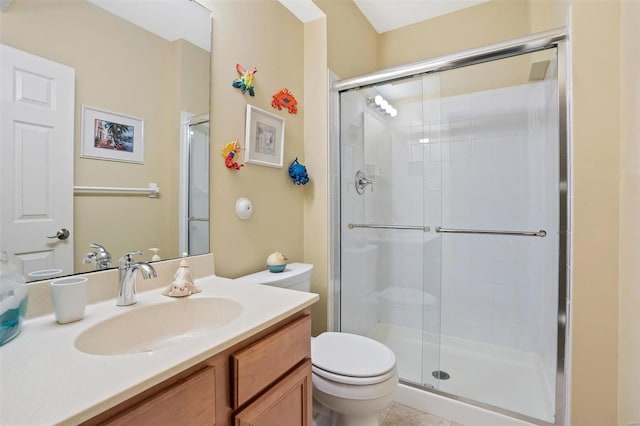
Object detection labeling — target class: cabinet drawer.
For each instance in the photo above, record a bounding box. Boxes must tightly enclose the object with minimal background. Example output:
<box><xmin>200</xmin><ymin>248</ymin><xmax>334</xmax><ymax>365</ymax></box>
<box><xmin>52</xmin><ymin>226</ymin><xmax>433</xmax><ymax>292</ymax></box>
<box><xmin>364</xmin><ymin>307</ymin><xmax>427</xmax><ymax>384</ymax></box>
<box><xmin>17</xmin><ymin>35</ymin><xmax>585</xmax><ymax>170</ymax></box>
<box><xmin>232</xmin><ymin>315</ymin><xmax>311</xmax><ymax>408</ymax></box>
<box><xmin>103</xmin><ymin>367</ymin><xmax>216</xmax><ymax>426</ymax></box>
<box><xmin>234</xmin><ymin>359</ymin><xmax>312</xmax><ymax>426</ymax></box>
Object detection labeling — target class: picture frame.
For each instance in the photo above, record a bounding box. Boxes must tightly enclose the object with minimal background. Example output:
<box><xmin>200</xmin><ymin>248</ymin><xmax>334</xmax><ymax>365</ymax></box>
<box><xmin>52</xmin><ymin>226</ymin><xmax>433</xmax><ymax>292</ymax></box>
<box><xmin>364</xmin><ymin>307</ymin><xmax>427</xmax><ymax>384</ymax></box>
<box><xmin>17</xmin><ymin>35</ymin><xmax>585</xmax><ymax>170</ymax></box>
<box><xmin>244</xmin><ymin>105</ymin><xmax>285</xmax><ymax>168</ymax></box>
<box><xmin>80</xmin><ymin>105</ymin><xmax>144</xmax><ymax>164</ymax></box>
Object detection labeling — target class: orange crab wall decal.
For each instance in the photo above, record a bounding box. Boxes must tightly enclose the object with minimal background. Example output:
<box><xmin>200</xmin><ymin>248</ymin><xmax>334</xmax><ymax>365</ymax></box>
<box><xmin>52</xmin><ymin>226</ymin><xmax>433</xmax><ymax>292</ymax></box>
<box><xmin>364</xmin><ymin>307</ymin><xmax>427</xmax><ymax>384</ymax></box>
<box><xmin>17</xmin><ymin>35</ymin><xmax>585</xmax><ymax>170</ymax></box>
<box><xmin>271</xmin><ymin>88</ymin><xmax>298</xmax><ymax>114</ymax></box>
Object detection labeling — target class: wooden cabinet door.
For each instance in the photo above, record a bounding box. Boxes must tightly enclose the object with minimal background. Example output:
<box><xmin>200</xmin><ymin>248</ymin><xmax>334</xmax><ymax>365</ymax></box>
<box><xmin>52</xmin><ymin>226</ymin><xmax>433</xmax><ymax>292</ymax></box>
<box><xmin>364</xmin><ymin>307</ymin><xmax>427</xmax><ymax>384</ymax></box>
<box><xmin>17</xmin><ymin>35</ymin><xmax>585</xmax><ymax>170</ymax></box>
<box><xmin>103</xmin><ymin>367</ymin><xmax>216</xmax><ymax>426</ymax></box>
<box><xmin>234</xmin><ymin>360</ymin><xmax>312</xmax><ymax>426</ymax></box>
<box><xmin>232</xmin><ymin>315</ymin><xmax>310</xmax><ymax>408</ymax></box>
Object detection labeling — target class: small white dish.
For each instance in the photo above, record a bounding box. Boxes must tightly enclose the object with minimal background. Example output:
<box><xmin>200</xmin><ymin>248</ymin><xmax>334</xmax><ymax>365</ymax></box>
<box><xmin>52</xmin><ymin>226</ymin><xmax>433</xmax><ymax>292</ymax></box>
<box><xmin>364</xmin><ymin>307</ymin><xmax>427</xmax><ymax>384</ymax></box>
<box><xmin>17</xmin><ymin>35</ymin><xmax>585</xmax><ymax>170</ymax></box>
<box><xmin>28</xmin><ymin>269</ymin><xmax>64</xmax><ymax>279</ymax></box>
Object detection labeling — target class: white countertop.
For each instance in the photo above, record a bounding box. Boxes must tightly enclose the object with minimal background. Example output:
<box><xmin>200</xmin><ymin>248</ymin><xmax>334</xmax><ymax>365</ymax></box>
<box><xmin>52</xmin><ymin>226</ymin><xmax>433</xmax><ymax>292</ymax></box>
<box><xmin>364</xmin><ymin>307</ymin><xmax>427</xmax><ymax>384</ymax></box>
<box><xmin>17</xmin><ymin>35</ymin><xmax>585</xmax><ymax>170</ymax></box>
<box><xmin>0</xmin><ymin>275</ymin><xmax>319</xmax><ymax>426</ymax></box>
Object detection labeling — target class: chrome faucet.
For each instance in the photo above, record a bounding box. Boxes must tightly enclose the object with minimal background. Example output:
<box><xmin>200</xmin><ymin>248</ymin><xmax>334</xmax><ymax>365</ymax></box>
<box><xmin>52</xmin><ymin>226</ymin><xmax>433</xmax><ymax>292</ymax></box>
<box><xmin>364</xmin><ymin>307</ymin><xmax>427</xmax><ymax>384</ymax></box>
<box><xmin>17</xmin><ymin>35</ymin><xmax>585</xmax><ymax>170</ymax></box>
<box><xmin>117</xmin><ymin>251</ymin><xmax>157</xmax><ymax>306</ymax></box>
<box><xmin>82</xmin><ymin>243</ymin><xmax>112</xmax><ymax>270</ymax></box>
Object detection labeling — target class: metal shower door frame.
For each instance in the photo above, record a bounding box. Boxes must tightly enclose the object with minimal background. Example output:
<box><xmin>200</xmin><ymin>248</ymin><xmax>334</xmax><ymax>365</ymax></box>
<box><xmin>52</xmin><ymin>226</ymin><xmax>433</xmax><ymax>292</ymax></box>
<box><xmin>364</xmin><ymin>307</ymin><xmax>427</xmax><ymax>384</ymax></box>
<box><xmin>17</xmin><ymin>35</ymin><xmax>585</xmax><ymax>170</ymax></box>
<box><xmin>328</xmin><ymin>28</ymin><xmax>570</xmax><ymax>426</ymax></box>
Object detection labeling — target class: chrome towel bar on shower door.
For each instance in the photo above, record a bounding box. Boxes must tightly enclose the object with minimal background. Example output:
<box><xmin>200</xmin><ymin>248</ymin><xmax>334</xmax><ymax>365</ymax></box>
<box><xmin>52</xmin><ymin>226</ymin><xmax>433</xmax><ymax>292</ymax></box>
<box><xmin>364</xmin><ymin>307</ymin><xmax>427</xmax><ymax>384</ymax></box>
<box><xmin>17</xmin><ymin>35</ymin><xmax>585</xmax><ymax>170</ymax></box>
<box><xmin>348</xmin><ymin>223</ymin><xmax>430</xmax><ymax>232</ymax></box>
<box><xmin>434</xmin><ymin>227</ymin><xmax>547</xmax><ymax>237</ymax></box>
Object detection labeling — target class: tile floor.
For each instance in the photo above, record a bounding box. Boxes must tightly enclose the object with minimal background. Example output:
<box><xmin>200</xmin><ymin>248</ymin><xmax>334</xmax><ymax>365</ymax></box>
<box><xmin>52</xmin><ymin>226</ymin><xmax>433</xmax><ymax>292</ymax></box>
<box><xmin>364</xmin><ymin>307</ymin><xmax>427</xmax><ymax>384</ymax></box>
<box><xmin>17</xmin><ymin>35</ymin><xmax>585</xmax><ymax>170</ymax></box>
<box><xmin>379</xmin><ymin>402</ymin><xmax>465</xmax><ymax>426</ymax></box>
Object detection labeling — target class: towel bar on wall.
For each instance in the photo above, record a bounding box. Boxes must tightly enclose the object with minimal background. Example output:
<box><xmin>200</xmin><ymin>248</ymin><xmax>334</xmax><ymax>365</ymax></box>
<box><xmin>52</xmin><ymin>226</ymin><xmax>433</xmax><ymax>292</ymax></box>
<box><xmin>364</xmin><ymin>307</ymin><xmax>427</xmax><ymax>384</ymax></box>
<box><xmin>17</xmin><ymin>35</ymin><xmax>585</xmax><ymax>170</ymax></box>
<box><xmin>73</xmin><ymin>183</ymin><xmax>160</xmax><ymax>198</ymax></box>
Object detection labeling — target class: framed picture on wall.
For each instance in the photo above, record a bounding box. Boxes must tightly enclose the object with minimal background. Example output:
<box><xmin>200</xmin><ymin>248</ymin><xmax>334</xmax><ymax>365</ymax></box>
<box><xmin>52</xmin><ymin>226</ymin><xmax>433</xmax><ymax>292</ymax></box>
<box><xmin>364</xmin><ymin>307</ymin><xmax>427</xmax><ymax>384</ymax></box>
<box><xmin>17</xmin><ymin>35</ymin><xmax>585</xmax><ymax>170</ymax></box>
<box><xmin>80</xmin><ymin>105</ymin><xmax>144</xmax><ymax>164</ymax></box>
<box><xmin>244</xmin><ymin>105</ymin><xmax>285</xmax><ymax>168</ymax></box>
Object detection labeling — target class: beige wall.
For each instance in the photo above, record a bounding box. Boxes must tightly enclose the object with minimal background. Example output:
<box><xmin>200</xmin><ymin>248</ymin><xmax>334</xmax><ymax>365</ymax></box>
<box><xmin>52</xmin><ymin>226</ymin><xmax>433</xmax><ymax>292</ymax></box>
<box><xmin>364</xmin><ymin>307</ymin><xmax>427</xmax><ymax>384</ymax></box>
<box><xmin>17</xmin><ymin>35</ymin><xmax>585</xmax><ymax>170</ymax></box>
<box><xmin>569</xmin><ymin>2</ymin><xmax>620</xmax><ymax>424</ymax></box>
<box><xmin>177</xmin><ymin>39</ymin><xmax>210</xmax><ymax>115</ymax></box>
<box><xmin>0</xmin><ymin>0</ymin><xmax>197</xmax><ymax>271</ymax></box>
<box><xmin>378</xmin><ymin>1</ymin><xmax>531</xmax><ymax>68</ymax></box>
<box><xmin>303</xmin><ymin>17</ymin><xmax>329</xmax><ymax>336</ymax></box>
<box><xmin>618</xmin><ymin>0</ymin><xmax>640</xmax><ymax>423</ymax></box>
<box><xmin>315</xmin><ymin>0</ymin><xmax>378</xmax><ymax>78</ymax></box>
<box><xmin>202</xmin><ymin>0</ymin><xmax>305</xmax><ymax>279</ymax></box>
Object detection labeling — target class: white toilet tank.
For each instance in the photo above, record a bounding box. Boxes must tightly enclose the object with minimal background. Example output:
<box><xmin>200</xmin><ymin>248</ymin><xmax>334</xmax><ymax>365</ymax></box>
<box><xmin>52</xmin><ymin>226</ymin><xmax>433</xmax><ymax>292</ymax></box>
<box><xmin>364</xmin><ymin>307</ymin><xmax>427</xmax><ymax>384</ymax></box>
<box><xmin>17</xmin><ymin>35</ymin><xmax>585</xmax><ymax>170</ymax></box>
<box><xmin>237</xmin><ymin>263</ymin><xmax>313</xmax><ymax>292</ymax></box>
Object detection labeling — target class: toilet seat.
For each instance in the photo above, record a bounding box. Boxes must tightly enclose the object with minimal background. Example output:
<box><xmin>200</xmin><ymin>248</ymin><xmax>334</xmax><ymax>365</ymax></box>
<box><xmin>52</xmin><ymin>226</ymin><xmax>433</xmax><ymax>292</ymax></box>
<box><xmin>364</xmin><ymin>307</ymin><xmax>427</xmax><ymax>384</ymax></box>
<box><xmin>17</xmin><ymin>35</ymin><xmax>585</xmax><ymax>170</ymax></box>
<box><xmin>311</xmin><ymin>332</ymin><xmax>396</xmax><ymax>385</ymax></box>
<box><xmin>312</xmin><ymin>364</ymin><xmax>396</xmax><ymax>385</ymax></box>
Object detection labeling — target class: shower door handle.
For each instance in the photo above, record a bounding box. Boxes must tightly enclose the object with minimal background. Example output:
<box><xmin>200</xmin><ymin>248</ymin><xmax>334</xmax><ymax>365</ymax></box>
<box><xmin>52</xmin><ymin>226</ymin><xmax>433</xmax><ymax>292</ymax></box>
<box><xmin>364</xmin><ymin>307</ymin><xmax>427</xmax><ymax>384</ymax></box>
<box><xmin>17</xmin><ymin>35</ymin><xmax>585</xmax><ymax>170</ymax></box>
<box><xmin>434</xmin><ymin>227</ymin><xmax>547</xmax><ymax>237</ymax></box>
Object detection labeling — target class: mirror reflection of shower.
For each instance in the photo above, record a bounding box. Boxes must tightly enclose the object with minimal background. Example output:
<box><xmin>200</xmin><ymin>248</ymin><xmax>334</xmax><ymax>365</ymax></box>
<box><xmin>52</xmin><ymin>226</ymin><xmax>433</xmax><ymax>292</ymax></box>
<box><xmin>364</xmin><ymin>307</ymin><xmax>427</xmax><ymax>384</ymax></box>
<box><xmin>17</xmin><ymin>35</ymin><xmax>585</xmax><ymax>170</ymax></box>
<box><xmin>179</xmin><ymin>113</ymin><xmax>209</xmax><ymax>256</ymax></box>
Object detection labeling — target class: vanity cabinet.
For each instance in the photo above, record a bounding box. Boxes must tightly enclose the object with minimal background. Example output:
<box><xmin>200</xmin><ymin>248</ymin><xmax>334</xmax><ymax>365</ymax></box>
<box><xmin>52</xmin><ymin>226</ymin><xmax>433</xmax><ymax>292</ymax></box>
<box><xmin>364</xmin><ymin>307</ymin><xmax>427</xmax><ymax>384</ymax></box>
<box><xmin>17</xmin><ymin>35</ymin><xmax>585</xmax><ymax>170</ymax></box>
<box><xmin>103</xmin><ymin>367</ymin><xmax>216</xmax><ymax>426</ymax></box>
<box><xmin>235</xmin><ymin>360</ymin><xmax>312</xmax><ymax>426</ymax></box>
<box><xmin>85</xmin><ymin>309</ymin><xmax>312</xmax><ymax>426</ymax></box>
<box><xmin>232</xmin><ymin>315</ymin><xmax>312</xmax><ymax>426</ymax></box>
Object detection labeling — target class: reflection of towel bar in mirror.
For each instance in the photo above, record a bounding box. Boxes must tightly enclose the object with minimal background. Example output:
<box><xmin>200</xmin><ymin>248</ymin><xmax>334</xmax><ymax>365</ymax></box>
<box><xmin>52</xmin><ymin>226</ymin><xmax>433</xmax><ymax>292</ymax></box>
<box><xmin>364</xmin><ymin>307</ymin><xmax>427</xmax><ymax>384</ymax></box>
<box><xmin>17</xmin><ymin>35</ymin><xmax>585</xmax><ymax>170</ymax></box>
<box><xmin>73</xmin><ymin>183</ymin><xmax>159</xmax><ymax>198</ymax></box>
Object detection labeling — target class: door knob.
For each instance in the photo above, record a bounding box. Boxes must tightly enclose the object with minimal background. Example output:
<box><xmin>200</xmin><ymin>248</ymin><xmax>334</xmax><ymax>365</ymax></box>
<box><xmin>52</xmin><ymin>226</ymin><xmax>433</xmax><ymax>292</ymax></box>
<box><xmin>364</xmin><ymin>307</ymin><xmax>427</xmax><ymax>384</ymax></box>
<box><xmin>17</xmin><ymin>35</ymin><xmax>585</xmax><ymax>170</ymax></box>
<box><xmin>47</xmin><ymin>229</ymin><xmax>70</xmax><ymax>240</ymax></box>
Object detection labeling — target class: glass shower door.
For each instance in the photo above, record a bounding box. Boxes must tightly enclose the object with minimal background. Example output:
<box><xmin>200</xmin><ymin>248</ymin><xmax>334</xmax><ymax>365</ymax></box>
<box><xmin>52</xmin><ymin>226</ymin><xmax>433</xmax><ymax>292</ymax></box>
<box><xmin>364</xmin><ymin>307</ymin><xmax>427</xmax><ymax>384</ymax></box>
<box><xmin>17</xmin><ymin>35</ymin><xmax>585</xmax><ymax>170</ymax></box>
<box><xmin>427</xmin><ymin>49</ymin><xmax>559</xmax><ymax>423</ymax></box>
<box><xmin>338</xmin><ymin>48</ymin><xmax>560</xmax><ymax>424</ymax></box>
<box><xmin>339</xmin><ymin>74</ymin><xmax>442</xmax><ymax>388</ymax></box>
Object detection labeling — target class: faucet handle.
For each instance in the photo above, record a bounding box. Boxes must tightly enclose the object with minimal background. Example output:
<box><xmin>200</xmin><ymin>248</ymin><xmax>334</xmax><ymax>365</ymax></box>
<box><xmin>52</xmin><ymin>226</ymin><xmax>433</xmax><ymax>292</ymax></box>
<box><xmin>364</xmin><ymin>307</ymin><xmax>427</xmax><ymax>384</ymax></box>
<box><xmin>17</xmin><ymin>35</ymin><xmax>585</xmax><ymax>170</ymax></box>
<box><xmin>90</xmin><ymin>243</ymin><xmax>107</xmax><ymax>252</ymax></box>
<box><xmin>120</xmin><ymin>251</ymin><xmax>144</xmax><ymax>267</ymax></box>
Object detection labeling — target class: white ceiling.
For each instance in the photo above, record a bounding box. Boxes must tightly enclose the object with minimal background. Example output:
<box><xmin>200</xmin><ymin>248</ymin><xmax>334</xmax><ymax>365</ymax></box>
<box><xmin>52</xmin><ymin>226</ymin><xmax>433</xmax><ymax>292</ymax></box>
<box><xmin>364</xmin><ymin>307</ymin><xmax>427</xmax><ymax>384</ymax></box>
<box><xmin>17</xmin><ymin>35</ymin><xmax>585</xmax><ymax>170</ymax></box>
<box><xmin>87</xmin><ymin>0</ymin><xmax>212</xmax><ymax>51</ymax></box>
<box><xmin>88</xmin><ymin>0</ymin><xmax>490</xmax><ymax>51</ymax></box>
<box><xmin>353</xmin><ymin>0</ymin><xmax>491</xmax><ymax>33</ymax></box>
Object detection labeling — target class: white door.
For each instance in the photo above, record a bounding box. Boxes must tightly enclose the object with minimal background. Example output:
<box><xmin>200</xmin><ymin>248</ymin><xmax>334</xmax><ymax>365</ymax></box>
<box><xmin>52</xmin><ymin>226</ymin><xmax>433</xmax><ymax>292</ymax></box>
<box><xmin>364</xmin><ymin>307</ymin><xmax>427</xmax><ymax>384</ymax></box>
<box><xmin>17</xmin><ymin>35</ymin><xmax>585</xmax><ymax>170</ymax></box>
<box><xmin>0</xmin><ymin>44</ymin><xmax>75</xmax><ymax>280</ymax></box>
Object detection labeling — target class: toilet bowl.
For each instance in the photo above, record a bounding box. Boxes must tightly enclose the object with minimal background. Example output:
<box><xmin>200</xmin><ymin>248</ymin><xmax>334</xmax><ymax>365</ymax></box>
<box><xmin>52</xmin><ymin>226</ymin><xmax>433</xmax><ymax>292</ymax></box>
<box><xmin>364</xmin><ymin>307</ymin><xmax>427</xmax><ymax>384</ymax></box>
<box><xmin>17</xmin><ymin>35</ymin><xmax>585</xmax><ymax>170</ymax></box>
<box><xmin>311</xmin><ymin>332</ymin><xmax>398</xmax><ymax>426</ymax></box>
<box><xmin>237</xmin><ymin>263</ymin><xmax>398</xmax><ymax>426</ymax></box>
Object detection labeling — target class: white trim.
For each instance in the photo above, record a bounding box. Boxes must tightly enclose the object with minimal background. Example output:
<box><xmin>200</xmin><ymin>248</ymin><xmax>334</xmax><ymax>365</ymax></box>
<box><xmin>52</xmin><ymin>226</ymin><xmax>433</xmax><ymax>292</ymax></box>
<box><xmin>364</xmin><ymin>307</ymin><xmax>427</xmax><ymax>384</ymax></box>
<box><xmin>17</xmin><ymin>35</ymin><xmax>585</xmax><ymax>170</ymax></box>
<box><xmin>178</xmin><ymin>111</ymin><xmax>193</xmax><ymax>255</ymax></box>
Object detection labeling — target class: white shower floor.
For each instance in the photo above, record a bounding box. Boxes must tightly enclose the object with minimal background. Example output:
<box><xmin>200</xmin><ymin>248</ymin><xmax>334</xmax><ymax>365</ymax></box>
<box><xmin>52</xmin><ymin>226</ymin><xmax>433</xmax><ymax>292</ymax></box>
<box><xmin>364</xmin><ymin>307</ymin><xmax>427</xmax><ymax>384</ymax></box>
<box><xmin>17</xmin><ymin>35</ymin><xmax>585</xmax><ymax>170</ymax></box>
<box><xmin>366</xmin><ymin>323</ymin><xmax>555</xmax><ymax>423</ymax></box>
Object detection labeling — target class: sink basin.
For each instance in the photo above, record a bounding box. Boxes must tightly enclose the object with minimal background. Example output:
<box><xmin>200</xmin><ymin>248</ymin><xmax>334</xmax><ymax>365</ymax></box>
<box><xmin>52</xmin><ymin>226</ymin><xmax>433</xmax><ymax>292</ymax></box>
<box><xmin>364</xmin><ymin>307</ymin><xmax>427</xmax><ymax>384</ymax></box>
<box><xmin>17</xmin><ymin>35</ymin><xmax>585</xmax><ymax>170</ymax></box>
<box><xmin>74</xmin><ymin>297</ymin><xmax>243</xmax><ymax>355</ymax></box>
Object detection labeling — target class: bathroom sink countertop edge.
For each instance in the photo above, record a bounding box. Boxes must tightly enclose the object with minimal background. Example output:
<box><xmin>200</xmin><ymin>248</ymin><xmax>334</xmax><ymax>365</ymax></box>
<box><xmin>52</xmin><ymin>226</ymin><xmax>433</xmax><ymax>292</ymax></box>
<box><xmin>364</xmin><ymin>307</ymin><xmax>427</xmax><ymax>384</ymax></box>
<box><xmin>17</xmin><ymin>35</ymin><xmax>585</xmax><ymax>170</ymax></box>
<box><xmin>0</xmin><ymin>274</ymin><xmax>319</xmax><ymax>426</ymax></box>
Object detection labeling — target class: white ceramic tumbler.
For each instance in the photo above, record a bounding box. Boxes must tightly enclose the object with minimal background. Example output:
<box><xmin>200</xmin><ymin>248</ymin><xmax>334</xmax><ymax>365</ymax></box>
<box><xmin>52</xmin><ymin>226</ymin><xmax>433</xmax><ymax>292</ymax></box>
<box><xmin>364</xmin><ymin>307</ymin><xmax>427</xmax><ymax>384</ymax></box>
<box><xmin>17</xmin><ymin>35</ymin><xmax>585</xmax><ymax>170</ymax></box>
<box><xmin>50</xmin><ymin>276</ymin><xmax>88</xmax><ymax>324</ymax></box>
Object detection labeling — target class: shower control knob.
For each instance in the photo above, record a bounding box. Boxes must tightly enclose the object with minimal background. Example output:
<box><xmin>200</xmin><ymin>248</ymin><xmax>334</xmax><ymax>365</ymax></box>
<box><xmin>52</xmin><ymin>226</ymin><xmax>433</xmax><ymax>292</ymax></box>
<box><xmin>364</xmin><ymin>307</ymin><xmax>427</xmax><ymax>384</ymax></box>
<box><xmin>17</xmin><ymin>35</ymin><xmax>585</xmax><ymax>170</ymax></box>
<box><xmin>355</xmin><ymin>170</ymin><xmax>374</xmax><ymax>195</ymax></box>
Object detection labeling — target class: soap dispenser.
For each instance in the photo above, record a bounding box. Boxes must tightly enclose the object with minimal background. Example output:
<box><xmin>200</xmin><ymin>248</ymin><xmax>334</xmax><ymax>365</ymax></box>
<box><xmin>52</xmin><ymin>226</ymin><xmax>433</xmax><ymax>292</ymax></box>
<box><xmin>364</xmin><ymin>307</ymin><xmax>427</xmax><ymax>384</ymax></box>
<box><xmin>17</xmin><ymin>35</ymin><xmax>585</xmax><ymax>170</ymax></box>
<box><xmin>162</xmin><ymin>253</ymin><xmax>201</xmax><ymax>297</ymax></box>
<box><xmin>0</xmin><ymin>251</ymin><xmax>28</xmax><ymax>345</ymax></box>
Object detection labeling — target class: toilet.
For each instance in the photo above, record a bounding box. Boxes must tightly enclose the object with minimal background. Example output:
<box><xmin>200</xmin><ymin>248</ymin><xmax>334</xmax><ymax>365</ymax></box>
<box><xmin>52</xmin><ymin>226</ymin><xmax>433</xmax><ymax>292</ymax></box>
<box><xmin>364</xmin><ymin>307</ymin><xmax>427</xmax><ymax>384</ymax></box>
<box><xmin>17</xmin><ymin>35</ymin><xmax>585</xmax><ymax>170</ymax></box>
<box><xmin>238</xmin><ymin>263</ymin><xmax>398</xmax><ymax>426</ymax></box>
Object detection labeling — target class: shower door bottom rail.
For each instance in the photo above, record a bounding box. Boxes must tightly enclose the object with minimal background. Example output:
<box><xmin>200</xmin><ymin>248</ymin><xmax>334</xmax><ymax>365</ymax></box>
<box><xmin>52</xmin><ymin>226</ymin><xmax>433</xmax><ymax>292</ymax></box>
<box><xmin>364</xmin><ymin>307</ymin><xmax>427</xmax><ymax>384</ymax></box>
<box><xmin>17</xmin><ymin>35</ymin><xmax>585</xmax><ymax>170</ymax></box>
<box><xmin>434</xmin><ymin>227</ymin><xmax>547</xmax><ymax>237</ymax></box>
<box><xmin>347</xmin><ymin>223</ymin><xmax>430</xmax><ymax>232</ymax></box>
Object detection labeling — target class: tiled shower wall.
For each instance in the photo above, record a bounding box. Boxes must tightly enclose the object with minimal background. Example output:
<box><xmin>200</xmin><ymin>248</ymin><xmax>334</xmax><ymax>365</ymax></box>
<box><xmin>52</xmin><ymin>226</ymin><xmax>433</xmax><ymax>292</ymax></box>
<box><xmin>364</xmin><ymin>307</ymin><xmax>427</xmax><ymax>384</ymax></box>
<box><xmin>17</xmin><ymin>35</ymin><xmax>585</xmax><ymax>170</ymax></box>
<box><xmin>341</xmin><ymin>78</ymin><xmax>559</xmax><ymax>395</ymax></box>
<box><xmin>341</xmin><ymin>79</ymin><xmax>559</xmax><ymax>393</ymax></box>
<box><xmin>432</xmin><ymin>82</ymin><xmax>559</xmax><ymax>362</ymax></box>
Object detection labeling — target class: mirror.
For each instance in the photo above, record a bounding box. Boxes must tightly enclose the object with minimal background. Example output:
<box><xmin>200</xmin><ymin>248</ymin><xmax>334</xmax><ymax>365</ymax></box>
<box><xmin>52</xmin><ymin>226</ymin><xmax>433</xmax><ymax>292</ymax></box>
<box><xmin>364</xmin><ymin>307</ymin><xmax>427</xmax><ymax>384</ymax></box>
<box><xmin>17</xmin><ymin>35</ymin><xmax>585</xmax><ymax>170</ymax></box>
<box><xmin>0</xmin><ymin>0</ymin><xmax>212</xmax><ymax>281</ymax></box>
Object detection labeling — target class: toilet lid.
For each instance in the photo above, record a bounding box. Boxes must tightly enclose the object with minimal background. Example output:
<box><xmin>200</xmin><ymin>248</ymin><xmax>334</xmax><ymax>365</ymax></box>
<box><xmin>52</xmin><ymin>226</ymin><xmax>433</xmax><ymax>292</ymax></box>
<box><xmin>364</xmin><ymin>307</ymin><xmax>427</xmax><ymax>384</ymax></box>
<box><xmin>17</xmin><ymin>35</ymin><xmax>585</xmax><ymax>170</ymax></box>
<box><xmin>311</xmin><ymin>332</ymin><xmax>396</xmax><ymax>378</ymax></box>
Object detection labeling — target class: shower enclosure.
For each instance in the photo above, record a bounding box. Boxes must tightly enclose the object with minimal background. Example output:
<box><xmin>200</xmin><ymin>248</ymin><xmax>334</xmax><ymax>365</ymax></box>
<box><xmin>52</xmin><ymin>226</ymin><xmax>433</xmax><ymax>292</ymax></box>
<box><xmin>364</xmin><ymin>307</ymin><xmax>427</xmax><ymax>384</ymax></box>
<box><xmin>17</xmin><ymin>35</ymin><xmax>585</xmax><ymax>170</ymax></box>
<box><xmin>180</xmin><ymin>116</ymin><xmax>210</xmax><ymax>256</ymax></box>
<box><xmin>332</xmin><ymin>30</ymin><xmax>567</xmax><ymax>425</ymax></box>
